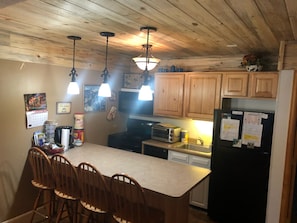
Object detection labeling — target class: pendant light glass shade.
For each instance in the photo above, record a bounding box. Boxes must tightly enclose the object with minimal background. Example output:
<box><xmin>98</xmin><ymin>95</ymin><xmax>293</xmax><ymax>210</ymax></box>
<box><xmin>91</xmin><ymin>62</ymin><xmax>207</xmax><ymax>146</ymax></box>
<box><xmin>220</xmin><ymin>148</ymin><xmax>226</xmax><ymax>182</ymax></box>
<box><xmin>133</xmin><ymin>44</ymin><xmax>160</xmax><ymax>71</ymax></box>
<box><xmin>98</xmin><ymin>32</ymin><xmax>114</xmax><ymax>97</ymax></box>
<box><xmin>138</xmin><ymin>85</ymin><xmax>153</xmax><ymax>101</ymax></box>
<box><xmin>98</xmin><ymin>69</ymin><xmax>111</xmax><ymax>97</ymax></box>
<box><xmin>137</xmin><ymin>27</ymin><xmax>157</xmax><ymax>101</ymax></box>
<box><xmin>67</xmin><ymin>36</ymin><xmax>81</xmax><ymax>95</ymax></box>
<box><xmin>67</xmin><ymin>68</ymin><xmax>80</xmax><ymax>95</ymax></box>
<box><xmin>67</xmin><ymin>82</ymin><xmax>80</xmax><ymax>94</ymax></box>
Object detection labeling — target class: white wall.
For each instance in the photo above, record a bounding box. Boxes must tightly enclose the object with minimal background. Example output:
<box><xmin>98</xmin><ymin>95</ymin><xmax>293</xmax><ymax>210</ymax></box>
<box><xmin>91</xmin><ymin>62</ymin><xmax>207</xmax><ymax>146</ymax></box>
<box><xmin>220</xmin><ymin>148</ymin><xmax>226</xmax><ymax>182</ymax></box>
<box><xmin>266</xmin><ymin>70</ymin><xmax>294</xmax><ymax>222</ymax></box>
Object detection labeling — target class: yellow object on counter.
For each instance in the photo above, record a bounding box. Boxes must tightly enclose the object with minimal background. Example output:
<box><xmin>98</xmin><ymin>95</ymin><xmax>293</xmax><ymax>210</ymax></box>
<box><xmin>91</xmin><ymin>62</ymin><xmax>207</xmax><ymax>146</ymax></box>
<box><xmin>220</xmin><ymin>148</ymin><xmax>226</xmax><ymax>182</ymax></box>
<box><xmin>181</xmin><ymin>130</ymin><xmax>188</xmax><ymax>144</ymax></box>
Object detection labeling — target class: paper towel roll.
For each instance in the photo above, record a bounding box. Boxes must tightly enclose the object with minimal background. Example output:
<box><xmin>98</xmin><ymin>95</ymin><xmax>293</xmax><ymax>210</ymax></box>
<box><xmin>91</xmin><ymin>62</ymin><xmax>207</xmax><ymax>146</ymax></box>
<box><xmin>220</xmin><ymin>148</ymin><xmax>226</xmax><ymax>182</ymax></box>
<box><xmin>61</xmin><ymin>128</ymin><xmax>70</xmax><ymax>151</ymax></box>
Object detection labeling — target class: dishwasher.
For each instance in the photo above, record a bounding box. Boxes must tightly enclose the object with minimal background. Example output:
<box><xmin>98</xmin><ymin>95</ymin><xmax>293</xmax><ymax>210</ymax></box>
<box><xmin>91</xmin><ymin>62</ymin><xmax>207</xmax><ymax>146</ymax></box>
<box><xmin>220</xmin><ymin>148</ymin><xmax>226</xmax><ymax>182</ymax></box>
<box><xmin>143</xmin><ymin>144</ymin><xmax>168</xmax><ymax>159</ymax></box>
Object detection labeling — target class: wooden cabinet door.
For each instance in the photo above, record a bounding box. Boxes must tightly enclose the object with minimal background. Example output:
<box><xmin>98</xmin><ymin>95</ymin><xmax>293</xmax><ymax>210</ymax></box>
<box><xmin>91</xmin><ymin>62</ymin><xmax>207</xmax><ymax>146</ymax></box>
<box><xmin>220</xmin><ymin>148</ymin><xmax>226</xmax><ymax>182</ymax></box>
<box><xmin>184</xmin><ymin>72</ymin><xmax>222</xmax><ymax>120</ymax></box>
<box><xmin>153</xmin><ymin>72</ymin><xmax>185</xmax><ymax>117</ymax></box>
<box><xmin>221</xmin><ymin>72</ymin><xmax>249</xmax><ymax>97</ymax></box>
<box><xmin>249</xmin><ymin>72</ymin><xmax>278</xmax><ymax>98</ymax></box>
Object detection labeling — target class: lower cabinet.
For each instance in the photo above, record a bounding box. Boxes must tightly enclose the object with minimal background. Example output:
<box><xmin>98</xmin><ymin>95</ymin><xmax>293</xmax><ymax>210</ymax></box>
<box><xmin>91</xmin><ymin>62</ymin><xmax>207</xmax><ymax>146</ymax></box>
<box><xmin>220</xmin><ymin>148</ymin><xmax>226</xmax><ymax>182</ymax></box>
<box><xmin>168</xmin><ymin>150</ymin><xmax>210</xmax><ymax>209</ymax></box>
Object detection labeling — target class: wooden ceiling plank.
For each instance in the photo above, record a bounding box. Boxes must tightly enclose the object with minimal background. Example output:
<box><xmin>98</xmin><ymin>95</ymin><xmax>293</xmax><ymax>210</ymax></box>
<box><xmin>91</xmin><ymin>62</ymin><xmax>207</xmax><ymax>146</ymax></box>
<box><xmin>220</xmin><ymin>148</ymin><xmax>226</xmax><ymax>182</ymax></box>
<box><xmin>256</xmin><ymin>0</ymin><xmax>294</xmax><ymax>40</ymax></box>
<box><xmin>0</xmin><ymin>0</ymin><xmax>25</xmax><ymax>8</ymax></box>
<box><xmin>167</xmin><ymin>0</ymin><xmax>250</xmax><ymax>52</ymax></box>
<box><xmin>200</xmin><ymin>0</ymin><xmax>279</xmax><ymax>53</ymax></box>
<box><xmin>117</xmin><ymin>0</ymin><xmax>229</xmax><ymax>56</ymax></box>
<box><xmin>285</xmin><ymin>0</ymin><xmax>297</xmax><ymax>39</ymax></box>
<box><xmin>0</xmin><ymin>0</ymin><xmax>292</xmax><ymax>67</ymax></box>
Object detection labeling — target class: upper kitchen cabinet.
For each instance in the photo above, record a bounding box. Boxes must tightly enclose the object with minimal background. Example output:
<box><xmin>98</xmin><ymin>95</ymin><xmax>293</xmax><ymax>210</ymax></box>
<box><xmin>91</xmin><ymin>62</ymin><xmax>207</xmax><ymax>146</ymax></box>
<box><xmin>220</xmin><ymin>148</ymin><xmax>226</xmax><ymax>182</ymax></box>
<box><xmin>221</xmin><ymin>72</ymin><xmax>278</xmax><ymax>99</ymax></box>
<box><xmin>184</xmin><ymin>72</ymin><xmax>222</xmax><ymax>120</ymax></box>
<box><xmin>249</xmin><ymin>72</ymin><xmax>278</xmax><ymax>98</ymax></box>
<box><xmin>154</xmin><ymin>72</ymin><xmax>185</xmax><ymax>117</ymax></box>
<box><xmin>221</xmin><ymin>72</ymin><xmax>249</xmax><ymax>97</ymax></box>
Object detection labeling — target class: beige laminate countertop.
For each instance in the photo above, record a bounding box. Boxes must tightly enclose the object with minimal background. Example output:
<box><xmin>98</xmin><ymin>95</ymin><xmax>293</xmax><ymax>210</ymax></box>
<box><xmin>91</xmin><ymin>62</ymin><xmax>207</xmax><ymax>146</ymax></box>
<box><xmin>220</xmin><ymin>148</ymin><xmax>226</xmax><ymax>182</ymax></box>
<box><xmin>142</xmin><ymin>139</ymin><xmax>212</xmax><ymax>158</ymax></box>
<box><xmin>62</xmin><ymin>142</ymin><xmax>210</xmax><ymax>198</ymax></box>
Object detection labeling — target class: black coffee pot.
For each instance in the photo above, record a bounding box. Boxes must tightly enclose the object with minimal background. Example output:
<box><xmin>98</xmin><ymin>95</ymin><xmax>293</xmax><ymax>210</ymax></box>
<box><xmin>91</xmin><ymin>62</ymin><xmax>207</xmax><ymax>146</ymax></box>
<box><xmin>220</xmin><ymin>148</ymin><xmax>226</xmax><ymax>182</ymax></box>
<box><xmin>54</xmin><ymin>126</ymin><xmax>74</xmax><ymax>148</ymax></box>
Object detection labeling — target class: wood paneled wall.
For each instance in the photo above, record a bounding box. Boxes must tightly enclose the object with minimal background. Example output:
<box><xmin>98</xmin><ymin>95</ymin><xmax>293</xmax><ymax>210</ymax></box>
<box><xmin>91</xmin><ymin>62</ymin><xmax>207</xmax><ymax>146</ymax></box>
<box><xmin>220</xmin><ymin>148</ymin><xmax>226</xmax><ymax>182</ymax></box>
<box><xmin>278</xmin><ymin>41</ymin><xmax>297</xmax><ymax>70</ymax></box>
<box><xmin>129</xmin><ymin>54</ymin><xmax>279</xmax><ymax>75</ymax></box>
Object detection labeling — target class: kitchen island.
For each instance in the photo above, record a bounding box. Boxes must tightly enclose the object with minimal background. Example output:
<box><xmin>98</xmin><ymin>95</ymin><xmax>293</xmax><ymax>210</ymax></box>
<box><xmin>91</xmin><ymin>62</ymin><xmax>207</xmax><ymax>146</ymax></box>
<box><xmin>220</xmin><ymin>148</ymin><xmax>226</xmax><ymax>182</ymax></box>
<box><xmin>62</xmin><ymin>142</ymin><xmax>210</xmax><ymax>223</ymax></box>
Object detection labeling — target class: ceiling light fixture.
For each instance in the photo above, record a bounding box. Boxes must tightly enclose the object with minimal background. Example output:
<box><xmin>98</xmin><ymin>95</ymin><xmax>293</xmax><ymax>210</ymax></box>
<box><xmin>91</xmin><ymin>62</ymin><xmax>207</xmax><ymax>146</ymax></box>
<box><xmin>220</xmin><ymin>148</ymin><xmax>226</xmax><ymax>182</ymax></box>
<box><xmin>67</xmin><ymin>35</ymin><xmax>81</xmax><ymax>95</ymax></box>
<box><xmin>98</xmin><ymin>32</ymin><xmax>115</xmax><ymax>97</ymax></box>
<box><xmin>133</xmin><ymin>44</ymin><xmax>160</xmax><ymax>71</ymax></box>
<box><xmin>137</xmin><ymin>26</ymin><xmax>158</xmax><ymax>101</ymax></box>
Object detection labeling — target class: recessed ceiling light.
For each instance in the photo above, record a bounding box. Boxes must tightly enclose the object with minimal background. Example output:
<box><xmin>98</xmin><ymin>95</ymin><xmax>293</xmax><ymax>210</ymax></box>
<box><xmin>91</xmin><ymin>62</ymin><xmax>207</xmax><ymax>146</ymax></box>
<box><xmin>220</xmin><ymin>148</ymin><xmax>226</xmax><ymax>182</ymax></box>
<box><xmin>226</xmin><ymin>44</ymin><xmax>238</xmax><ymax>48</ymax></box>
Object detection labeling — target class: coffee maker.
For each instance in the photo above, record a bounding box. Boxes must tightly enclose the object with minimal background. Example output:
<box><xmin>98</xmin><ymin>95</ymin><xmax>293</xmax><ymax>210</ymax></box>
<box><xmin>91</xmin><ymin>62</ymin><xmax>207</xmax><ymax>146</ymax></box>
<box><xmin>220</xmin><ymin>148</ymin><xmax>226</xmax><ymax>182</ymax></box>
<box><xmin>54</xmin><ymin>126</ymin><xmax>74</xmax><ymax>148</ymax></box>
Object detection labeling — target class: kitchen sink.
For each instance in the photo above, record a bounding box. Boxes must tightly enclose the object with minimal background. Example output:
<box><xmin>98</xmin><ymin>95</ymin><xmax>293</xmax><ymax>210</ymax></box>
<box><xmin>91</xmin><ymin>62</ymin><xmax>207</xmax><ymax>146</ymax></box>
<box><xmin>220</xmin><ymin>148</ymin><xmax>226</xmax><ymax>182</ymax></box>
<box><xmin>173</xmin><ymin>143</ymin><xmax>211</xmax><ymax>153</ymax></box>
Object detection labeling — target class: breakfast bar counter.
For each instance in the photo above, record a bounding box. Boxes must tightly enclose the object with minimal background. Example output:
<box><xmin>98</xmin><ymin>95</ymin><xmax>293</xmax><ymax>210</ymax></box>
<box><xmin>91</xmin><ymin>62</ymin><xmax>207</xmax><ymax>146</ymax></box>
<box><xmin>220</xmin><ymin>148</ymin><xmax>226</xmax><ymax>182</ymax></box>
<box><xmin>62</xmin><ymin>142</ymin><xmax>211</xmax><ymax>223</ymax></box>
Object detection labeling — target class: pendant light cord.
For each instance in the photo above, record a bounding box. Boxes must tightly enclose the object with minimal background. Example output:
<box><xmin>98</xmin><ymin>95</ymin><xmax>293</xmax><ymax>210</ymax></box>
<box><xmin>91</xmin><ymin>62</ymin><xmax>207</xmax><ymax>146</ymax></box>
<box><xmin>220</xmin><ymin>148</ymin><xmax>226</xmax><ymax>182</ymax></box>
<box><xmin>102</xmin><ymin>35</ymin><xmax>109</xmax><ymax>82</ymax></box>
<box><xmin>105</xmin><ymin>36</ymin><xmax>109</xmax><ymax>71</ymax></box>
<box><xmin>72</xmin><ymin>39</ymin><xmax>76</xmax><ymax>69</ymax></box>
<box><xmin>145</xmin><ymin>28</ymin><xmax>150</xmax><ymax>72</ymax></box>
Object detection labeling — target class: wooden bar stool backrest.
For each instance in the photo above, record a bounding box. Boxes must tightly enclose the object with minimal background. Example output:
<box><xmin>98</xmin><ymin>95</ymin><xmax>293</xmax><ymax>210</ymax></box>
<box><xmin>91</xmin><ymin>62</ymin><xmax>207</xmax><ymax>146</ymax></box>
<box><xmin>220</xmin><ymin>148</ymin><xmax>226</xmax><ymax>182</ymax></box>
<box><xmin>77</xmin><ymin>162</ymin><xmax>110</xmax><ymax>214</ymax></box>
<box><xmin>110</xmin><ymin>173</ymin><xmax>148</xmax><ymax>223</ymax></box>
<box><xmin>27</xmin><ymin>147</ymin><xmax>55</xmax><ymax>223</ymax></box>
<box><xmin>28</xmin><ymin>147</ymin><xmax>55</xmax><ymax>189</ymax></box>
<box><xmin>51</xmin><ymin>154</ymin><xmax>80</xmax><ymax>223</ymax></box>
<box><xmin>51</xmin><ymin>154</ymin><xmax>80</xmax><ymax>199</ymax></box>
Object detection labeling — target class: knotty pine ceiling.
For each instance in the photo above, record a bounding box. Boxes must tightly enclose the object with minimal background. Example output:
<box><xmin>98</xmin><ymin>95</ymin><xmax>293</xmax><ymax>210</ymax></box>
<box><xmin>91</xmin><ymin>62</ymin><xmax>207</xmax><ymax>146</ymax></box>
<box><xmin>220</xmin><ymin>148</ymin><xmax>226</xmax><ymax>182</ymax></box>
<box><xmin>0</xmin><ymin>0</ymin><xmax>296</xmax><ymax>70</ymax></box>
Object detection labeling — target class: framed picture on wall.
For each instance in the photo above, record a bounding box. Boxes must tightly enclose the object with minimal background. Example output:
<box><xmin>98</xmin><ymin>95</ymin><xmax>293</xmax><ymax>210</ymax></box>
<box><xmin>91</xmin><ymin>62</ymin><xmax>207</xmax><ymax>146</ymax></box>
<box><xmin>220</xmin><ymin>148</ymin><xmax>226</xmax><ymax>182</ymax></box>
<box><xmin>83</xmin><ymin>85</ymin><xmax>106</xmax><ymax>112</ymax></box>
<box><xmin>56</xmin><ymin>102</ymin><xmax>71</xmax><ymax>114</ymax></box>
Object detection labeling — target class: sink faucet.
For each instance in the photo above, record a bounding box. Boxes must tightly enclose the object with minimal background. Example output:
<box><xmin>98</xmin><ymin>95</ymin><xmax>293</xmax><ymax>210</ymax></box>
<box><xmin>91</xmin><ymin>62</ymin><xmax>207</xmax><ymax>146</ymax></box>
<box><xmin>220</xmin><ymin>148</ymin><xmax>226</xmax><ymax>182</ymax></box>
<box><xmin>197</xmin><ymin>137</ymin><xmax>204</xmax><ymax>146</ymax></box>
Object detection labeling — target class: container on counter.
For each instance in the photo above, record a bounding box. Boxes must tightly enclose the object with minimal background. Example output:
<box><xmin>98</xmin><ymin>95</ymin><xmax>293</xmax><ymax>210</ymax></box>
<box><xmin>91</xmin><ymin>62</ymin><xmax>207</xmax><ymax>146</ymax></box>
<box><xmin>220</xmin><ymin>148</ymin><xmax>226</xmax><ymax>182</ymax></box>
<box><xmin>180</xmin><ymin>130</ymin><xmax>189</xmax><ymax>144</ymax></box>
<box><xmin>74</xmin><ymin>113</ymin><xmax>84</xmax><ymax>130</ymax></box>
<box><xmin>73</xmin><ymin>129</ymin><xmax>84</xmax><ymax>146</ymax></box>
<box><xmin>44</xmin><ymin>120</ymin><xmax>57</xmax><ymax>143</ymax></box>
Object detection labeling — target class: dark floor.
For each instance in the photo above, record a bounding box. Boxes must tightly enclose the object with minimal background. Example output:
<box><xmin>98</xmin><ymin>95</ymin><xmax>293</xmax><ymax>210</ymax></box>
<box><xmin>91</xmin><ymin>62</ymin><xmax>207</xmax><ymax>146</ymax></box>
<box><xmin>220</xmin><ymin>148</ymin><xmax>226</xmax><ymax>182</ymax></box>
<box><xmin>188</xmin><ymin>206</ymin><xmax>218</xmax><ymax>223</ymax></box>
<box><xmin>20</xmin><ymin>205</ymin><xmax>217</xmax><ymax>223</ymax></box>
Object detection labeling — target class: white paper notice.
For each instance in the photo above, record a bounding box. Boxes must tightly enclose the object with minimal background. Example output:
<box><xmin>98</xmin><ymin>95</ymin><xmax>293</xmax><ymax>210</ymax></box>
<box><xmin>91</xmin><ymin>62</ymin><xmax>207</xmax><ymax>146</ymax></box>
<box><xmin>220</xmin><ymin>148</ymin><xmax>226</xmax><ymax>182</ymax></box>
<box><xmin>243</xmin><ymin>112</ymin><xmax>262</xmax><ymax>125</ymax></box>
<box><xmin>241</xmin><ymin>112</ymin><xmax>264</xmax><ymax>147</ymax></box>
<box><xmin>220</xmin><ymin>118</ymin><xmax>240</xmax><ymax>141</ymax></box>
<box><xmin>241</xmin><ymin>124</ymin><xmax>263</xmax><ymax>147</ymax></box>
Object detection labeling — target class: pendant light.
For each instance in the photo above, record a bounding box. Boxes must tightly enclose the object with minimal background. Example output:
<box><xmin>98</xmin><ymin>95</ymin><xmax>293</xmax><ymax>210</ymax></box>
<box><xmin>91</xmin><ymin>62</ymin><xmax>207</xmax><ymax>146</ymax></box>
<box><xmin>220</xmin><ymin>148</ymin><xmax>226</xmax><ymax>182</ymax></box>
<box><xmin>133</xmin><ymin>44</ymin><xmax>160</xmax><ymax>71</ymax></box>
<box><xmin>67</xmin><ymin>35</ymin><xmax>81</xmax><ymax>95</ymax></box>
<box><xmin>98</xmin><ymin>32</ymin><xmax>115</xmax><ymax>97</ymax></box>
<box><xmin>138</xmin><ymin>27</ymin><xmax>157</xmax><ymax>101</ymax></box>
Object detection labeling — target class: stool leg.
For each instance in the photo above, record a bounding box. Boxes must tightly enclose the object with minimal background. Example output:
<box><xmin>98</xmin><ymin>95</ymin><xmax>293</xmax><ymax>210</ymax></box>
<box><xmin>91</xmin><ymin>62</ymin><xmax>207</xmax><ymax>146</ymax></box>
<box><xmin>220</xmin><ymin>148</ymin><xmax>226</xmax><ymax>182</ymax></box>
<box><xmin>55</xmin><ymin>199</ymin><xmax>66</xmax><ymax>223</ymax></box>
<box><xmin>30</xmin><ymin>189</ymin><xmax>42</xmax><ymax>223</ymax></box>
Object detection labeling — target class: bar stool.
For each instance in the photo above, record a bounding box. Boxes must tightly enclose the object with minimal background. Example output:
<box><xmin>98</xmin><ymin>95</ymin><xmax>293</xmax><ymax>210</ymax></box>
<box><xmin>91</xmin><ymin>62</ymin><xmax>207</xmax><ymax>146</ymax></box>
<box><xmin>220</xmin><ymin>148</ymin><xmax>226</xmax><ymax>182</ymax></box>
<box><xmin>27</xmin><ymin>147</ymin><xmax>55</xmax><ymax>223</ymax></box>
<box><xmin>77</xmin><ymin>162</ymin><xmax>111</xmax><ymax>222</ymax></box>
<box><xmin>110</xmin><ymin>173</ymin><xmax>165</xmax><ymax>223</ymax></box>
<box><xmin>51</xmin><ymin>154</ymin><xmax>80</xmax><ymax>223</ymax></box>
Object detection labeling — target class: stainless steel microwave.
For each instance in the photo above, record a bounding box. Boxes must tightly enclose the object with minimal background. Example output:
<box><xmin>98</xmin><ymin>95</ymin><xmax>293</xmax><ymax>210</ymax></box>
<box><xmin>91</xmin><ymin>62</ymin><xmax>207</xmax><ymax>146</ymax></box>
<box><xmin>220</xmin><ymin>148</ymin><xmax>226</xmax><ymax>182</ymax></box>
<box><xmin>118</xmin><ymin>88</ymin><xmax>154</xmax><ymax>115</ymax></box>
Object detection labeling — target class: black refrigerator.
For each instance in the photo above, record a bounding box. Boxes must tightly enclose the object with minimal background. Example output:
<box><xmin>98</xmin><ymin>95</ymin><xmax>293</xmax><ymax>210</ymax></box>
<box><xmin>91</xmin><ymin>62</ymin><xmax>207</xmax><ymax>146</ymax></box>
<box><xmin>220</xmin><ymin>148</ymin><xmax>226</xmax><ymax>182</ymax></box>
<box><xmin>208</xmin><ymin>109</ymin><xmax>274</xmax><ymax>223</ymax></box>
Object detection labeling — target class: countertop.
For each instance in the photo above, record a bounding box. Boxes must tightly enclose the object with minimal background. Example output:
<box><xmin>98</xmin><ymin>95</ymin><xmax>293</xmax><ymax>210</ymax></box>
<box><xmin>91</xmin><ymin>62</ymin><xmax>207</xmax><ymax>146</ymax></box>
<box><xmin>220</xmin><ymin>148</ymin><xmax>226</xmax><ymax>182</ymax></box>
<box><xmin>62</xmin><ymin>142</ymin><xmax>210</xmax><ymax>198</ymax></box>
<box><xmin>142</xmin><ymin>139</ymin><xmax>212</xmax><ymax>158</ymax></box>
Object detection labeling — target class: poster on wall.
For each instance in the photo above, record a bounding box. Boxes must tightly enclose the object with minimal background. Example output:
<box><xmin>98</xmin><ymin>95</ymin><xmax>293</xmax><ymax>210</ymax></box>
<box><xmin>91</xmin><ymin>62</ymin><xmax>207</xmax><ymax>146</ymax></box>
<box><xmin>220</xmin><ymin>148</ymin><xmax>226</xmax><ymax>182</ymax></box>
<box><xmin>24</xmin><ymin>93</ymin><xmax>48</xmax><ymax>128</ymax></box>
<box><xmin>83</xmin><ymin>85</ymin><xmax>106</xmax><ymax>112</ymax></box>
